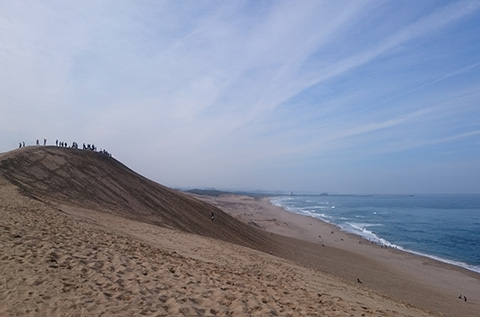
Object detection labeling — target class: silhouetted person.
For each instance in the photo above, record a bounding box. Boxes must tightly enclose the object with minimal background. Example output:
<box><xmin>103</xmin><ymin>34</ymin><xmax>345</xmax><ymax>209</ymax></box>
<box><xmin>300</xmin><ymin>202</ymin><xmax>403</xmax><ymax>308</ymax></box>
<box><xmin>22</xmin><ymin>142</ymin><xmax>25</xmax><ymax>147</ymax></box>
<box><xmin>44</xmin><ymin>138</ymin><xmax>46</xmax><ymax>146</ymax></box>
<box><xmin>211</xmin><ymin>212</ymin><xmax>215</xmax><ymax>221</ymax></box>
<box><xmin>56</xmin><ymin>139</ymin><xmax>58</xmax><ymax>146</ymax></box>
<box><xmin>36</xmin><ymin>139</ymin><xmax>39</xmax><ymax>145</ymax></box>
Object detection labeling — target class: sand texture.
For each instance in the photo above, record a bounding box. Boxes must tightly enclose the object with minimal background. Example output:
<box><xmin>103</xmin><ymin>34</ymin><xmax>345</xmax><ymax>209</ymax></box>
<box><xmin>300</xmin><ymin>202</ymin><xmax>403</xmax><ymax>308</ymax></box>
<box><xmin>1</xmin><ymin>147</ymin><xmax>478</xmax><ymax>316</ymax></box>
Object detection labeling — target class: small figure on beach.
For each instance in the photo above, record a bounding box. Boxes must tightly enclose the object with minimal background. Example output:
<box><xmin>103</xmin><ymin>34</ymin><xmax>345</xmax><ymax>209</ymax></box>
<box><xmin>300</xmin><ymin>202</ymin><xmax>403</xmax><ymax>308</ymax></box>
<box><xmin>36</xmin><ymin>139</ymin><xmax>39</xmax><ymax>145</ymax></box>
<box><xmin>211</xmin><ymin>212</ymin><xmax>215</xmax><ymax>221</ymax></box>
<box><xmin>44</xmin><ymin>138</ymin><xmax>47</xmax><ymax>146</ymax></box>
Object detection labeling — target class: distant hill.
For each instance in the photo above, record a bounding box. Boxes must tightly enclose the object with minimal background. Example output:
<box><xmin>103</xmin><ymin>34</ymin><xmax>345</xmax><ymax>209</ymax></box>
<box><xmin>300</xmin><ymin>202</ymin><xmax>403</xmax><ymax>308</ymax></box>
<box><xmin>0</xmin><ymin>146</ymin><xmax>278</xmax><ymax>251</ymax></box>
<box><xmin>185</xmin><ymin>188</ymin><xmax>274</xmax><ymax>197</ymax></box>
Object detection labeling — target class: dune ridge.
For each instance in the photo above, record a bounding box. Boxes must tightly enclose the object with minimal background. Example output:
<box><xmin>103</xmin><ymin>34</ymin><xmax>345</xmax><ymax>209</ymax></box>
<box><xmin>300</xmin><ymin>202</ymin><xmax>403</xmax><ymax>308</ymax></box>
<box><xmin>0</xmin><ymin>147</ymin><xmax>268</xmax><ymax>247</ymax></box>
<box><xmin>0</xmin><ymin>146</ymin><xmax>474</xmax><ymax>316</ymax></box>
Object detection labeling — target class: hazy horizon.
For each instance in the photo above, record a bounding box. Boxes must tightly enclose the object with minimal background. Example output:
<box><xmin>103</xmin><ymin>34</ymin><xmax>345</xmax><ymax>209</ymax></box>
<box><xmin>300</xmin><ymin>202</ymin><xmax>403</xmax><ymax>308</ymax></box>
<box><xmin>1</xmin><ymin>1</ymin><xmax>480</xmax><ymax>195</ymax></box>
<box><xmin>180</xmin><ymin>185</ymin><xmax>480</xmax><ymax>196</ymax></box>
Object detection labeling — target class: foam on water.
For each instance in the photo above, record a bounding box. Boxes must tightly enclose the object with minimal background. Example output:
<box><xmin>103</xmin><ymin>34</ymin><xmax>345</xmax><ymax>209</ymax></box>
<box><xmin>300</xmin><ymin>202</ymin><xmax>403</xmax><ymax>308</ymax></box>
<box><xmin>338</xmin><ymin>222</ymin><xmax>397</xmax><ymax>248</ymax></box>
<box><xmin>270</xmin><ymin>195</ymin><xmax>480</xmax><ymax>274</ymax></box>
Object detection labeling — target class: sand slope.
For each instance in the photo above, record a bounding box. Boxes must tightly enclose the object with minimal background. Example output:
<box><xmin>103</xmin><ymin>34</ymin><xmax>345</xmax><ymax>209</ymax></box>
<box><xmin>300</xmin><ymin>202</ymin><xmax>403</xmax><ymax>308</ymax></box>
<box><xmin>0</xmin><ymin>147</ymin><xmax>271</xmax><ymax>249</ymax></box>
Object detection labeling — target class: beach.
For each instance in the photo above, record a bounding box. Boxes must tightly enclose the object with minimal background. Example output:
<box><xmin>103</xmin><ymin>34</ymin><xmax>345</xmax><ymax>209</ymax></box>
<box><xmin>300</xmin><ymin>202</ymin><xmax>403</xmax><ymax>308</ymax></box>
<box><xmin>1</xmin><ymin>147</ymin><xmax>479</xmax><ymax>316</ymax></box>
<box><xmin>192</xmin><ymin>194</ymin><xmax>480</xmax><ymax>316</ymax></box>
<box><xmin>1</xmin><ymin>183</ymin><xmax>432</xmax><ymax>317</ymax></box>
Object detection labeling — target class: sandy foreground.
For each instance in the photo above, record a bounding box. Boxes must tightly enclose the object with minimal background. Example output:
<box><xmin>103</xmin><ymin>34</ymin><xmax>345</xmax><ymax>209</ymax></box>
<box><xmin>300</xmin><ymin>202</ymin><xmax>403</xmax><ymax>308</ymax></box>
<box><xmin>0</xmin><ymin>178</ymin><xmax>444</xmax><ymax>317</ymax></box>
<box><xmin>192</xmin><ymin>194</ymin><xmax>480</xmax><ymax>317</ymax></box>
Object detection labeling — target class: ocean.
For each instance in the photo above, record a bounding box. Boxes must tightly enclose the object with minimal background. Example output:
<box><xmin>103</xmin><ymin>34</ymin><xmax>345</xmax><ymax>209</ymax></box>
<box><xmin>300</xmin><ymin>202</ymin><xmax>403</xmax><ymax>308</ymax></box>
<box><xmin>270</xmin><ymin>194</ymin><xmax>480</xmax><ymax>273</ymax></box>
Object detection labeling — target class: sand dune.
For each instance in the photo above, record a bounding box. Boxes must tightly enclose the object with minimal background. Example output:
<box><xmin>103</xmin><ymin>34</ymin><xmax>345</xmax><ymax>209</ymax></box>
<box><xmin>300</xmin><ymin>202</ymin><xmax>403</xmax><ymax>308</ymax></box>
<box><xmin>0</xmin><ymin>147</ymin><xmax>269</xmax><ymax>248</ymax></box>
<box><xmin>0</xmin><ymin>146</ymin><xmax>476</xmax><ymax>316</ymax></box>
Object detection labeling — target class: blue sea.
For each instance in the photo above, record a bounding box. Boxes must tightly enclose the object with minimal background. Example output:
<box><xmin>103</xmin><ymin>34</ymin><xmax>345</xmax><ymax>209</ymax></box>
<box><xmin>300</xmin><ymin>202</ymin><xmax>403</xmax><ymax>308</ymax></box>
<box><xmin>270</xmin><ymin>194</ymin><xmax>480</xmax><ymax>274</ymax></box>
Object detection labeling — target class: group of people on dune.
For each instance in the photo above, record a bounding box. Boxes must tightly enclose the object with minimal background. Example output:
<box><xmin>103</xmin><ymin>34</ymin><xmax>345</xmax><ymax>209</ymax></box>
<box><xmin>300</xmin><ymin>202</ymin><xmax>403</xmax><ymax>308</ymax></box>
<box><xmin>18</xmin><ymin>139</ymin><xmax>112</xmax><ymax>158</ymax></box>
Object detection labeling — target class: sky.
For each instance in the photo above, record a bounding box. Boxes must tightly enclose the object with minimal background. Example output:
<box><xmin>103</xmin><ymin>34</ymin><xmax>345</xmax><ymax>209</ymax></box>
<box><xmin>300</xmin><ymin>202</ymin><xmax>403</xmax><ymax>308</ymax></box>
<box><xmin>1</xmin><ymin>1</ymin><xmax>480</xmax><ymax>194</ymax></box>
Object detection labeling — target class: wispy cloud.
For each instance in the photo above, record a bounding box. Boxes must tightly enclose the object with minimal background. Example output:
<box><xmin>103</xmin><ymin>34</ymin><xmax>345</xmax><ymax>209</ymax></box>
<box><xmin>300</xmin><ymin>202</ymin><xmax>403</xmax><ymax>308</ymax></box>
<box><xmin>1</xmin><ymin>1</ymin><xmax>480</xmax><ymax>193</ymax></box>
<box><xmin>300</xmin><ymin>1</ymin><xmax>480</xmax><ymax>99</ymax></box>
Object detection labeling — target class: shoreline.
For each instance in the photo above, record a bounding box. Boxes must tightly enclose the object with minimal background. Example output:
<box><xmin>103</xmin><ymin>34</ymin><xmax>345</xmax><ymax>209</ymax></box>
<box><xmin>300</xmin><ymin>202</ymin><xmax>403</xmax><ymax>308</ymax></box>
<box><xmin>191</xmin><ymin>193</ymin><xmax>480</xmax><ymax>316</ymax></box>
<box><xmin>266</xmin><ymin>196</ymin><xmax>480</xmax><ymax>281</ymax></box>
<box><xmin>269</xmin><ymin>196</ymin><xmax>480</xmax><ymax>275</ymax></box>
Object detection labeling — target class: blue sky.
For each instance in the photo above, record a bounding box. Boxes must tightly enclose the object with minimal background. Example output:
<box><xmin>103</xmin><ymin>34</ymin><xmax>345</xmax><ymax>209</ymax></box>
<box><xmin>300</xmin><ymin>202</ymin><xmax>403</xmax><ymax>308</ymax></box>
<box><xmin>1</xmin><ymin>1</ymin><xmax>480</xmax><ymax>194</ymax></box>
